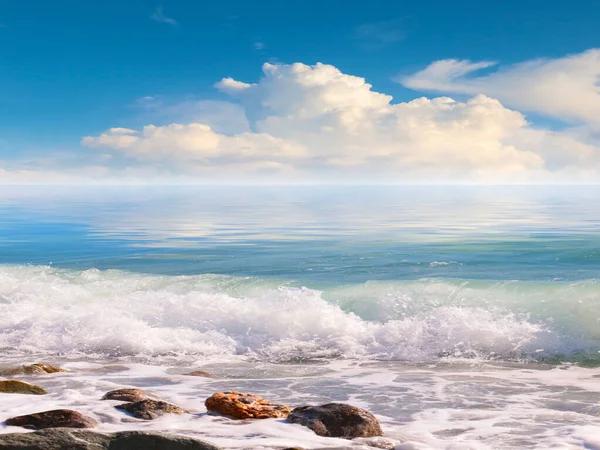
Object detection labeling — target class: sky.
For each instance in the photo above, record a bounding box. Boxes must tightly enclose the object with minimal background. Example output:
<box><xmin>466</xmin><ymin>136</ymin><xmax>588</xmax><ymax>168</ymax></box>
<box><xmin>1</xmin><ymin>0</ymin><xmax>600</xmax><ymax>184</ymax></box>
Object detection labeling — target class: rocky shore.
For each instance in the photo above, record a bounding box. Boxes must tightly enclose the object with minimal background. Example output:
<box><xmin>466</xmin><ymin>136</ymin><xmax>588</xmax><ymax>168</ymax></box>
<box><xmin>0</xmin><ymin>363</ymin><xmax>388</xmax><ymax>450</ymax></box>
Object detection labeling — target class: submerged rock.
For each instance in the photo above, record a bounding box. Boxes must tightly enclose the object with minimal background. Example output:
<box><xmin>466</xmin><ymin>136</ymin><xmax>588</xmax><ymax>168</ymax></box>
<box><xmin>0</xmin><ymin>380</ymin><xmax>48</xmax><ymax>395</ymax></box>
<box><xmin>115</xmin><ymin>399</ymin><xmax>186</xmax><ymax>420</ymax></box>
<box><xmin>287</xmin><ymin>403</ymin><xmax>383</xmax><ymax>439</ymax></box>
<box><xmin>5</xmin><ymin>409</ymin><xmax>98</xmax><ymax>429</ymax></box>
<box><xmin>2</xmin><ymin>364</ymin><xmax>68</xmax><ymax>375</ymax></box>
<box><xmin>101</xmin><ymin>388</ymin><xmax>160</xmax><ymax>402</ymax></box>
<box><xmin>205</xmin><ymin>391</ymin><xmax>291</xmax><ymax>419</ymax></box>
<box><xmin>88</xmin><ymin>365</ymin><xmax>130</xmax><ymax>374</ymax></box>
<box><xmin>0</xmin><ymin>429</ymin><xmax>223</xmax><ymax>450</ymax></box>
<box><xmin>183</xmin><ymin>370</ymin><xmax>215</xmax><ymax>377</ymax></box>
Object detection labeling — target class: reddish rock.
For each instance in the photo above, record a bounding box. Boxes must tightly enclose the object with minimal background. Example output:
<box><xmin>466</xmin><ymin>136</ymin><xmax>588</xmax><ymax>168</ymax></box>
<box><xmin>5</xmin><ymin>409</ymin><xmax>98</xmax><ymax>429</ymax></box>
<box><xmin>205</xmin><ymin>391</ymin><xmax>290</xmax><ymax>420</ymax></box>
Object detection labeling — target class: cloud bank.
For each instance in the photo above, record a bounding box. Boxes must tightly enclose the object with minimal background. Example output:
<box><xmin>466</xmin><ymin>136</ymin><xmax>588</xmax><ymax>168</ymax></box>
<box><xmin>79</xmin><ymin>58</ymin><xmax>600</xmax><ymax>183</ymax></box>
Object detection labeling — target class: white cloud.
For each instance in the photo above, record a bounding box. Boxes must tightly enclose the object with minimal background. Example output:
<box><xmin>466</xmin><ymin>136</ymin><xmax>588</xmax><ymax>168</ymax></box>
<box><xmin>150</xmin><ymin>7</ymin><xmax>178</xmax><ymax>25</ymax></box>
<box><xmin>83</xmin><ymin>123</ymin><xmax>306</xmax><ymax>166</ymax></box>
<box><xmin>80</xmin><ymin>61</ymin><xmax>600</xmax><ymax>183</ymax></box>
<box><xmin>215</xmin><ymin>78</ymin><xmax>254</xmax><ymax>94</ymax></box>
<box><xmin>401</xmin><ymin>49</ymin><xmax>600</xmax><ymax>126</ymax></box>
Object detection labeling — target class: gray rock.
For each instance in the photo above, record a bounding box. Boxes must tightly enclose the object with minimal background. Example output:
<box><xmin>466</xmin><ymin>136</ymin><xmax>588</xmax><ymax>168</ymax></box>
<box><xmin>115</xmin><ymin>399</ymin><xmax>186</xmax><ymax>420</ymax></box>
<box><xmin>108</xmin><ymin>431</ymin><xmax>222</xmax><ymax>449</ymax></box>
<box><xmin>287</xmin><ymin>403</ymin><xmax>383</xmax><ymax>439</ymax></box>
<box><xmin>0</xmin><ymin>429</ymin><xmax>107</xmax><ymax>449</ymax></box>
<box><xmin>0</xmin><ymin>429</ymin><xmax>223</xmax><ymax>450</ymax></box>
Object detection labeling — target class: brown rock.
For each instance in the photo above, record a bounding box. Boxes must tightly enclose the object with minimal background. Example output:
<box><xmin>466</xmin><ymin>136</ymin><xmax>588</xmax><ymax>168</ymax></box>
<box><xmin>183</xmin><ymin>370</ymin><xmax>215</xmax><ymax>377</ymax></box>
<box><xmin>115</xmin><ymin>399</ymin><xmax>186</xmax><ymax>420</ymax></box>
<box><xmin>287</xmin><ymin>403</ymin><xmax>383</xmax><ymax>439</ymax></box>
<box><xmin>101</xmin><ymin>388</ymin><xmax>160</xmax><ymax>402</ymax></box>
<box><xmin>205</xmin><ymin>391</ymin><xmax>291</xmax><ymax>420</ymax></box>
<box><xmin>0</xmin><ymin>380</ymin><xmax>48</xmax><ymax>395</ymax></box>
<box><xmin>3</xmin><ymin>364</ymin><xmax>68</xmax><ymax>375</ymax></box>
<box><xmin>5</xmin><ymin>409</ymin><xmax>98</xmax><ymax>429</ymax></box>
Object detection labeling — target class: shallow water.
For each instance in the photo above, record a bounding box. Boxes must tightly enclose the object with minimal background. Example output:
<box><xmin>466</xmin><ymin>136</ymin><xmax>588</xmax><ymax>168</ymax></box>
<box><xmin>1</xmin><ymin>186</ymin><xmax>599</xmax><ymax>448</ymax></box>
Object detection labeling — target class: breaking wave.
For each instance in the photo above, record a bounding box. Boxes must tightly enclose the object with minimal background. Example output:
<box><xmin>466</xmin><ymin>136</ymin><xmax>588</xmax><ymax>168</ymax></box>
<box><xmin>0</xmin><ymin>265</ymin><xmax>598</xmax><ymax>364</ymax></box>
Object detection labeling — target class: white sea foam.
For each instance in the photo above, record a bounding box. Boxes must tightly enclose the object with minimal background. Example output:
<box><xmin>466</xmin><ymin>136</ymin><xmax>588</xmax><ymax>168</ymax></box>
<box><xmin>0</xmin><ymin>265</ymin><xmax>597</xmax><ymax>363</ymax></box>
<box><xmin>0</xmin><ymin>359</ymin><xmax>599</xmax><ymax>449</ymax></box>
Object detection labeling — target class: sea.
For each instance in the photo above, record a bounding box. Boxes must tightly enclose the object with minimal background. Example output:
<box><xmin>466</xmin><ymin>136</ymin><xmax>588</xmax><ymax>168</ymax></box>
<box><xmin>0</xmin><ymin>185</ymin><xmax>599</xmax><ymax>449</ymax></box>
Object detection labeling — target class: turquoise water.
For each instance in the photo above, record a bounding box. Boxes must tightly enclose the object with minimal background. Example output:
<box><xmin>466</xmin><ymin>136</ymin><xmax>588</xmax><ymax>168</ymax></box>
<box><xmin>1</xmin><ymin>186</ymin><xmax>599</xmax><ymax>364</ymax></box>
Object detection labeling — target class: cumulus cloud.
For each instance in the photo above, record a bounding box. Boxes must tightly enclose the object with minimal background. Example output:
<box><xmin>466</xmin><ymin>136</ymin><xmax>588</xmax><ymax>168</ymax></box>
<box><xmin>82</xmin><ymin>61</ymin><xmax>600</xmax><ymax>183</ymax></box>
<box><xmin>82</xmin><ymin>123</ymin><xmax>306</xmax><ymax>168</ymax></box>
<box><xmin>401</xmin><ymin>49</ymin><xmax>600</xmax><ymax>126</ymax></box>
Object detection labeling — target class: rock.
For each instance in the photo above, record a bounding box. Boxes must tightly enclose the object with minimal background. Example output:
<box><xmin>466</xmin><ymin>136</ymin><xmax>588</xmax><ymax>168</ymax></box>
<box><xmin>0</xmin><ymin>428</ymin><xmax>223</xmax><ymax>450</ymax></box>
<box><xmin>5</xmin><ymin>409</ymin><xmax>98</xmax><ymax>429</ymax></box>
<box><xmin>287</xmin><ymin>403</ymin><xmax>383</xmax><ymax>439</ymax></box>
<box><xmin>2</xmin><ymin>363</ymin><xmax>68</xmax><ymax>375</ymax></box>
<box><xmin>205</xmin><ymin>391</ymin><xmax>291</xmax><ymax>419</ymax></box>
<box><xmin>109</xmin><ymin>431</ymin><xmax>222</xmax><ymax>449</ymax></box>
<box><xmin>115</xmin><ymin>399</ymin><xmax>186</xmax><ymax>420</ymax></box>
<box><xmin>88</xmin><ymin>365</ymin><xmax>130</xmax><ymax>374</ymax></box>
<box><xmin>0</xmin><ymin>429</ymin><xmax>107</xmax><ymax>450</ymax></box>
<box><xmin>0</xmin><ymin>380</ymin><xmax>48</xmax><ymax>395</ymax></box>
<box><xmin>183</xmin><ymin>370</ymin><xmax>214</xmax><ymax>377</ymax></box>
<box><xmin>101</xmin><ymin>388</ymin><xmax>160</xmax><ymax>402</ymax></box>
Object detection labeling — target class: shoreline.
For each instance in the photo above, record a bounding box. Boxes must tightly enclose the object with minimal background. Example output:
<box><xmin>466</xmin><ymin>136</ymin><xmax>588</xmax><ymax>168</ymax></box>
<box><xmin>2</xmin><ymin>358</ymin><xmax>600</xmax><ymax>449</ymax></box>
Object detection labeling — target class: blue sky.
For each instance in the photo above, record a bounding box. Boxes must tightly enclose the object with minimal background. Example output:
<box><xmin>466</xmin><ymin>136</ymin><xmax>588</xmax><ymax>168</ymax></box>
<box><xmin>1</xmin><ymin>0</ymin><xmax>600</xmax><ymax>183</ymax></box>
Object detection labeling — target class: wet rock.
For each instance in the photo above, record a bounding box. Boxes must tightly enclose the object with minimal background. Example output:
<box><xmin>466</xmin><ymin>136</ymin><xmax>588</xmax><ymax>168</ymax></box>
<box><xmin>0</xmin><ymin>429</ymin><xmax>223</xmax><ymax>449</ymax></box>
<box><xmin>115</xmin><ymin>399</ymin><xmax>186</xmax><ymax>420</ymax></box>
<box><xmin>205</xmin><ymin>391</ymin><xmax>291</xmax><ymax>419</ymax></box>
<box><xmin>2</xmin><ymin>364</ymin><xmax>68</xmax><ymax>375</ymax></box>
<box><xmin>101</xmin><ymin>388</ymin><xmax>160</xmax><ymax>402</ymax></box>
<box><xmin>183</xmin><ymin>370</ymin><xmax>215</xmax><ymax>377</ymax></box>
<box><xmin>88</xmin><ymin>365</ymin><xmax>130</xmax><ymax>374</ymax></box>
<box><xmin>109</xmin><ymin>431</ymin><xmax>222</xmax><ymax>449</ymax></box>
<box><xmin>287</xmin><ymin>403</ymin><xmax>383</xmax><ymax>439</ymax></box>
<box><xmin>0</xmin><ymin>380</ymin><xmax>48</xmax><ymax>395</ymax></box>
<box><xmin>5</xmin><ymin>409</ymin><xmax>98</xmax><ymax>429</ymax></box>
<box><xmin>0</xmin><ymin>429</ymin><xmax>107</xmax><ymax>450</ymax></box>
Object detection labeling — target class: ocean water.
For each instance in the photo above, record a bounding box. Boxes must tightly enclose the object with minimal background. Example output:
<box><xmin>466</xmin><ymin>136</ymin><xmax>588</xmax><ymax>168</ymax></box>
<box><xmin>1</xmin><ymin>185</ymin><xmax>599</xmax><ymax>449</ymax></box>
